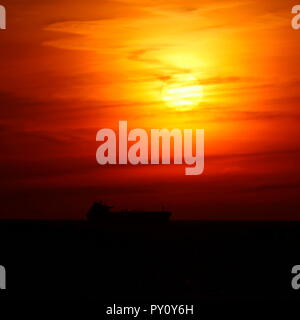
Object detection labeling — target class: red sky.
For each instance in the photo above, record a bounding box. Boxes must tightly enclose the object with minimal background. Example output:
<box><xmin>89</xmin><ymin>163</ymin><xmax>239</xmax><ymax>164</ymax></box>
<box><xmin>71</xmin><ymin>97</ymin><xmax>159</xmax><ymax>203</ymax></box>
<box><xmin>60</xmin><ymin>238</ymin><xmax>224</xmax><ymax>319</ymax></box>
<box><xmin>0</xmin><ymin>0</ymin><xmax>300</xmax><ymax>219</ymax></box>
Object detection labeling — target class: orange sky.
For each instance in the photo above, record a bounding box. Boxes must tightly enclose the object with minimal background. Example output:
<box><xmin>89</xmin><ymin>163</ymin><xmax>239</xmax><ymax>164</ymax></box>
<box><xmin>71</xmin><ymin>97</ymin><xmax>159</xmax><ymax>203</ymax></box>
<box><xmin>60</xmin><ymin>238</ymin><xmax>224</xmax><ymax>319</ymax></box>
<box><xmin>0</xmin><ymin>0</ymin><xmax>300</xmax><ymax>219</ymax></box>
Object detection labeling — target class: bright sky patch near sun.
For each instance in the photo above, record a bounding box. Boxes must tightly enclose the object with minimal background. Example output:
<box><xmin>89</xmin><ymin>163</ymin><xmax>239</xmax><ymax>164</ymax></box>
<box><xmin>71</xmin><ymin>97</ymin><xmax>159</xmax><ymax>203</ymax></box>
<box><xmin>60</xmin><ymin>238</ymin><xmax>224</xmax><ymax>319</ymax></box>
<box><xmin>162</xmin><ymin>74</ymin><xmax>203</xmax><ymax>111</ymax></box>
<box><xmin>42</xmin><ymin>0</ymin><xmax>299</xmax><ymax>121</ymax></box>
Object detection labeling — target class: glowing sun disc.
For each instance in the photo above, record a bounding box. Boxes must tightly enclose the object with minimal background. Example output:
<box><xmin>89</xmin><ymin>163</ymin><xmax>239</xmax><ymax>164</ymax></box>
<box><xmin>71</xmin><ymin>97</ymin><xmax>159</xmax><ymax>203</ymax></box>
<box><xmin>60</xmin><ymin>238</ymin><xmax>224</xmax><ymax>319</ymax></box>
<box><xmin>162</xmin><ymin>74</ymin><xmax>203</xmax><ymax>111</ymax></box>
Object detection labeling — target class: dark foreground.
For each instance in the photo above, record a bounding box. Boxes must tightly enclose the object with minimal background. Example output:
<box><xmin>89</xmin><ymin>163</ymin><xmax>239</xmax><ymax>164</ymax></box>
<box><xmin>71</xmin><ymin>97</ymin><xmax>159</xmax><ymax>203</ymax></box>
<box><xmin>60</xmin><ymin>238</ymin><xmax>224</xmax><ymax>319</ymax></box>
<box><xmin>0</xmin><ymin>220</ymin><xmax>299</xmax><ymax>301</ymax></box>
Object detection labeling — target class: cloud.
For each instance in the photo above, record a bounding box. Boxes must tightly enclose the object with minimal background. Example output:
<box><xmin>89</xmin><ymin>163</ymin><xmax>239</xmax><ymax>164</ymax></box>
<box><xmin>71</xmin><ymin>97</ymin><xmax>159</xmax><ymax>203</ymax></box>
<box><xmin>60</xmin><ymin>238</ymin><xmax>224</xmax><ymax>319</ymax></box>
<box><xmin>241</xmin><ymin>182</ymin><xmax>300</xmax><ymax>193</ymax></box>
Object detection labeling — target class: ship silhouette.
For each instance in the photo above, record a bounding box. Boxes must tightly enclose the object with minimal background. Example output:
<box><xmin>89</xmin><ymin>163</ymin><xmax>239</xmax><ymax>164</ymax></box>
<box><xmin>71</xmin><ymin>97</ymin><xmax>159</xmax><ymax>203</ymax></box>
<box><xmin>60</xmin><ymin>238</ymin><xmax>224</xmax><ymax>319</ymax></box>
<box><xmin>87</xmin><ymin>202</ymin><xmax>172</xmax><ymax>223</ymax></box>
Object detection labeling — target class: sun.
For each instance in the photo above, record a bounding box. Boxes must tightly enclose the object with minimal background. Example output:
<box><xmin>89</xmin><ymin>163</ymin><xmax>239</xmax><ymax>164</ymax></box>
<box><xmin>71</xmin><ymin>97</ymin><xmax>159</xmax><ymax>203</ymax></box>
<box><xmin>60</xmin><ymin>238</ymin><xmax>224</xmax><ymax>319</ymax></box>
<box><xmin>162</xmin><ymin>74</ymin><xmax>203</xmax><ymax>111</ymax></box>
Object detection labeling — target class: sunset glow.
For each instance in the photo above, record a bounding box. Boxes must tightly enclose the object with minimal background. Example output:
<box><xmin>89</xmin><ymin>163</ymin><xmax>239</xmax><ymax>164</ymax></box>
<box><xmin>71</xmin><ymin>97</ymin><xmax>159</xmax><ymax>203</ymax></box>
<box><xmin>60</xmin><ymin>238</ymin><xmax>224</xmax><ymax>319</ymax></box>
<box><xmin>162</xmin><ymin>74</ymin><xmax>203</xmax><ymax>111</ymax></box>
<box><xmin>0</xmin><ymin>0</ymin><xmax>300</xmax><ymax>219</ymax></box>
